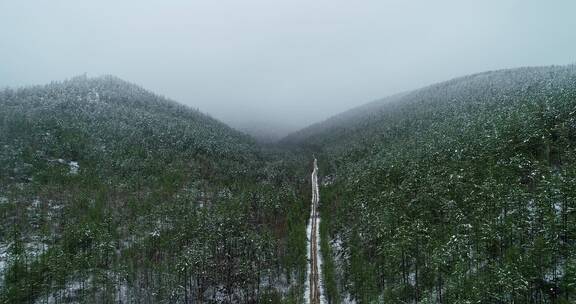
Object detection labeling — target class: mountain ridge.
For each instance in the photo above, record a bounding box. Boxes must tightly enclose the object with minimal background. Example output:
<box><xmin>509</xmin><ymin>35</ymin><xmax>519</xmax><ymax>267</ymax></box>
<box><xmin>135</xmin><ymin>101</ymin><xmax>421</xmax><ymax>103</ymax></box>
<box><xmin>283</xmin><ymin>64</ymin><xmax>576</xmax><ymax>146</ymax></box>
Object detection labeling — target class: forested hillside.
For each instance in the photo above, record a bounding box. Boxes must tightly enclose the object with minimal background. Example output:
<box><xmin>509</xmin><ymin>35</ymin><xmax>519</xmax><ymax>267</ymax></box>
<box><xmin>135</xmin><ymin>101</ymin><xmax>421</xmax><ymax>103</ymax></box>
<box><xmin>3</xmin><ymin>66</ymin><xmax>576</xmax><ymax>304</ymax></box>
<box><xmin>0</xmin><ymin>75</ymin><xmax>310</xmax><ymax>303</ymax></box>
<box><xmin>285</xmin><ymin>65</ymin><xmax>576</xmax><ymax>303</ymax></box>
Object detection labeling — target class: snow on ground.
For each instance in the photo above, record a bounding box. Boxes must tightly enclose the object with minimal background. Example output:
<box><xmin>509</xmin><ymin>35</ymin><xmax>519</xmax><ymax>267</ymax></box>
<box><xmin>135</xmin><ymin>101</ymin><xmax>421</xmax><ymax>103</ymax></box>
<box><xmin>330</xmin><ymin>234</ymin><xmax>358</xmax><ymax>303</ymax></box>
<box><xmin>304</xmin><ymin>217</ymin><xmax>312</xmax><ymax>303</ymax></box>
<box><xmin>34</xmin><ymin>271</ymin><xmax>130</xmax><ymax>303</ymax></box>
<box><xmin>0</xmin><ymin>243</ymin><xmax>9</xmax><ymax>287</ymax></box>
<box><xmin>260</xmin><ymin>273</ymin><xmax>291</xmax><ymax>296</ymax></box>
<box><xmin>0</xmin><ymin>241</ymin><xmax>47</xmax><ymax>287</ymax></box>
<box><xmin>26</xmin><ymin>240</ymin><xmax>49</xmax><ymax>257</ymax></box>
<box><xmin>34</xmin><ymin>277</ymin><xmax>93</xmax><ymax>304</ymax></box>
<box><xmin>341</xmin><ymin>294</ymin><xmax>357</xmax><ymax>304</ymax></box>
<box><xmin>69</xmin><ymin>161</ymin><xmax>79</xmax><ymax>175</ymax></box>
<box><xmin>49</xmin><ymin>158</ymin><xmax>80</xmax><ymax>175</ymax></box>
<box><xmin>544</xmin><ymin>260</ymin><xmax>566</xmax><ymax>282</ymax></box>
<box><xmin>315</xmin><ymin>217</ymin><xmax>327</xmax><ymax>304</ymax></box>
<box><xmin>321</xmin><ymin>175</ymin><xmax>335</xmax><ymax>187</ymax></box>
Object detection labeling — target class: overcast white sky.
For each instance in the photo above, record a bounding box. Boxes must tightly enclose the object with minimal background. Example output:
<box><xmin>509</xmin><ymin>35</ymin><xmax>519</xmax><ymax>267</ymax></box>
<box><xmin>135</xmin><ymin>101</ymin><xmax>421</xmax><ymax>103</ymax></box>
<box><xmin>1</xmin><ymin>0</ymin><xmax>575</xmax><ymax>133</ymax></box>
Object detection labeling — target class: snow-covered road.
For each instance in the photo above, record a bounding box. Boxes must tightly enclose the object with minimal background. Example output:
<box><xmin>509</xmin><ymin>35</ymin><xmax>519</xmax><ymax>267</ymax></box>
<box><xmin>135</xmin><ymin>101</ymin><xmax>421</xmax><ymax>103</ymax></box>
<box><xmin>305</xmin><ymin>158</ymin><xmax>326</xmax><ymax>304</ymax></box>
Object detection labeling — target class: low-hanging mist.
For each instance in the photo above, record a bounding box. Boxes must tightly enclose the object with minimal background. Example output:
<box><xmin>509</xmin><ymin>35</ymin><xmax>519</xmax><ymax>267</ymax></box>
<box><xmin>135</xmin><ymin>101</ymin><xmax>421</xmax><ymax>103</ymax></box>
<box><xmin>1</xmin><ymin>0</ymin><xmax>576</xmax><ymax>139</ymax></box>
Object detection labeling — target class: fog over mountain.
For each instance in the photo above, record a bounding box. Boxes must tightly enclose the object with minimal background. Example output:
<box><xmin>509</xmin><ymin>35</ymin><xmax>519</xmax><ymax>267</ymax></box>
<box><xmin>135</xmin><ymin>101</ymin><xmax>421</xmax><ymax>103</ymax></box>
<box><xmin>1</xmin><ymin>0</ymin><xmax>575</xmax><ymax>138</ymax></box>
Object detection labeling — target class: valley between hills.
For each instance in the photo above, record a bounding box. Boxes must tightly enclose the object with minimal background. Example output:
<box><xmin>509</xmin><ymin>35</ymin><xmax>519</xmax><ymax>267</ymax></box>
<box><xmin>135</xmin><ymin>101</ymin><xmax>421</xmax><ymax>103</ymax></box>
<box><xmin>2</xmin><ymin>65</ymin><xmax>576</xmax><ymax>303</ymax></box>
